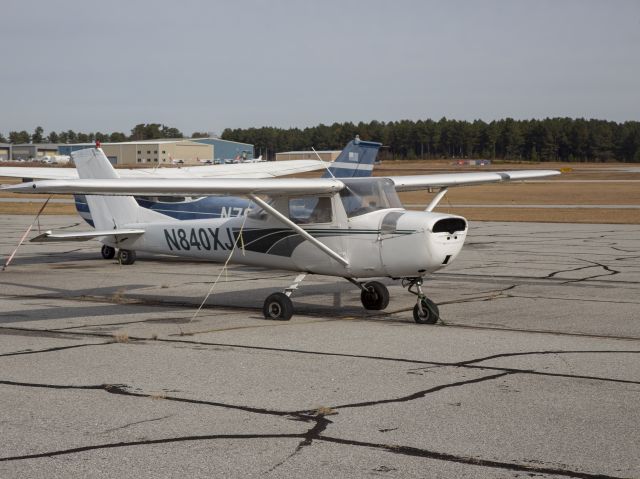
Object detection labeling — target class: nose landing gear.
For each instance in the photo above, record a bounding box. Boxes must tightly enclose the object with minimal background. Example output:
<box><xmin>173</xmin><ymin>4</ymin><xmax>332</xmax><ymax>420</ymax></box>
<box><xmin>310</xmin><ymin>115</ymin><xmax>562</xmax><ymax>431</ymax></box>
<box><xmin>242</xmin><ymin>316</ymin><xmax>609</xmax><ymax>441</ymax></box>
<box><xmin>403</xmin><ymin>277</ymin><xmax>440</xmax><ymax>324</ymax></box>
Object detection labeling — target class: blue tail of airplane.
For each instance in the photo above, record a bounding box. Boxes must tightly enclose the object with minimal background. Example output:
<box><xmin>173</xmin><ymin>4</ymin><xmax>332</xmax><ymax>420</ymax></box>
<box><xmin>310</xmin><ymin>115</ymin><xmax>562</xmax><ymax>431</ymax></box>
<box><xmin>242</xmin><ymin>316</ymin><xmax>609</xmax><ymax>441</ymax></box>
<box><xmin>322</xmin><ymin>136</ymin><xmax>382</xmax><ymax>179</ymax></box>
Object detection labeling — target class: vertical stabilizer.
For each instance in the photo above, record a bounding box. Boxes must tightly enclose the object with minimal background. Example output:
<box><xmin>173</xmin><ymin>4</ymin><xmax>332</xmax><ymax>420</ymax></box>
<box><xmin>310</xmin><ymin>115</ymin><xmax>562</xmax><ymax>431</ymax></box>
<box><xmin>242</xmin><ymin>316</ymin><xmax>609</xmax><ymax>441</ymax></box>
<box><xmin>71</xmin><ymin>148</ymin><xmax>172</xmax><ymax>229</ymax></box>
<box><xmin>323</xmin><ymin>136</ymin><xmax>382</xmax><ymax>179</ymax></box>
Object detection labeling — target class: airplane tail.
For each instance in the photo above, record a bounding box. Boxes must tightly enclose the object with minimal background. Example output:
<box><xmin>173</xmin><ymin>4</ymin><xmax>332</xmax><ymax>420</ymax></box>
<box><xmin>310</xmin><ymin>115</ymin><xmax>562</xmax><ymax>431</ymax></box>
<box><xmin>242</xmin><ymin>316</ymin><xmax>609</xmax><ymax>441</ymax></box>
<box><xmin>72</xmin><ymin>148</ymin><xmax>171</xmax><ymax>229</ymax></box>
<box><xmin>322</xmin><ymin>136</ymin><xmax>382</xmax><ymax>179</ymax></box>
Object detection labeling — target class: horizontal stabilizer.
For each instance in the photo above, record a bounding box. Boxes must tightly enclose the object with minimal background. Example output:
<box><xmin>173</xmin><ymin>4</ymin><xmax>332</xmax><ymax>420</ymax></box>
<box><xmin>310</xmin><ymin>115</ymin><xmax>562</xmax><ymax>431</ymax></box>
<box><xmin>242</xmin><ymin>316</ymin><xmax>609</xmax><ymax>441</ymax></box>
<box><xmin>30</xmin><ymin>229</ymin><xmax>145</xmax><ymax>242</ymax></box>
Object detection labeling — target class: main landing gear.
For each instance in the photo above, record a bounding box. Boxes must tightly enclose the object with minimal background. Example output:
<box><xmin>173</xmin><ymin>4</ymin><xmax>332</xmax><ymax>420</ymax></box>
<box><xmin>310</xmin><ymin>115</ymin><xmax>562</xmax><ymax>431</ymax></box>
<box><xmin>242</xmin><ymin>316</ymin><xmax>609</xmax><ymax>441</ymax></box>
<box><xmin>101</xmin><ymin>245</ymin><xmax>115</xmax><ymax>259</ymax></box>
<box><xmin>262</xmin><ymin>273</ymin><xmax>306</xmax><ymax>321</ymax></box>
<box><xmin>117</xmin><ymin>249</ymin><xmax>136</xmax><ymax>265</ymax></box>
<box><xmin>101</xmin><ymin>245</ymin><xmax>136</xmax><ymax>265</ymax></box>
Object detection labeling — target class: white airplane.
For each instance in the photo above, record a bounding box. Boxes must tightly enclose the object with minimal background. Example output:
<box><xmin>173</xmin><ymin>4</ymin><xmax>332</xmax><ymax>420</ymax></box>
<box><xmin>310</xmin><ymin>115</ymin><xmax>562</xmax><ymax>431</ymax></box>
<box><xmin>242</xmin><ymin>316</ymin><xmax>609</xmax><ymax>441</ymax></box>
<box><xmin>2</xmin><ymin>147</ymin><xmax>560</xmax><ymax>323</ymax></box>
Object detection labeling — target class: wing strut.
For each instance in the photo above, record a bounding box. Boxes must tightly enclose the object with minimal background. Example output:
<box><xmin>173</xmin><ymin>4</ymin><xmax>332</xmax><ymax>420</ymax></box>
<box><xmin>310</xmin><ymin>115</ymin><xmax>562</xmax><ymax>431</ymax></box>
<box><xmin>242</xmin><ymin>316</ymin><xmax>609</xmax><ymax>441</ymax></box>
<box><xmin>425</xmin><ymin>187</ymin><xmax>448</xmax><ymax>212</ymax></box>
<box><xmin>247</xmin><ymin>194</ymin><xmax>349</xmax><ymax>267</ymax></box>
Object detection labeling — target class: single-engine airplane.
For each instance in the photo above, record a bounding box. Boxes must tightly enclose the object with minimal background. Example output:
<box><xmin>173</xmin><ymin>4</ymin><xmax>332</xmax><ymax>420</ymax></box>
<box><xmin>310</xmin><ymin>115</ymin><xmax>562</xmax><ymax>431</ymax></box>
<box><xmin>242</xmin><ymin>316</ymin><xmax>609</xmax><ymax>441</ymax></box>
<box><xmin>2</xmin><ymin>147</ymin><xmax>559</xmax><ymax>323</ymax></box>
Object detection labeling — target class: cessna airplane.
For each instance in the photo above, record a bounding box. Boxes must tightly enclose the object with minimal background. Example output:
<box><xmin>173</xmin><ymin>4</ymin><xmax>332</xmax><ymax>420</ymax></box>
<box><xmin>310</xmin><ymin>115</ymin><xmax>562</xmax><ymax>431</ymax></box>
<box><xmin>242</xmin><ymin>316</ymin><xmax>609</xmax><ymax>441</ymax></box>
<box><xmin>2</xmin><ymin>147</ymin><xmax>559</xmax><ymax>323</ymax></box>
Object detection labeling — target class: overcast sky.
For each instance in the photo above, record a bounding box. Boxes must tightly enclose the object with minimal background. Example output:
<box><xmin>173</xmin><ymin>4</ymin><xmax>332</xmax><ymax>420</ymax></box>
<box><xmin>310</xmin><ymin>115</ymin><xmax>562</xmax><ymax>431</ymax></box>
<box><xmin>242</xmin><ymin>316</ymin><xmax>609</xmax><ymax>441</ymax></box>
<box><xmin>2</xmin><ymin>0</ymin><xmax>639</xmax><ymax>136</ymax></box>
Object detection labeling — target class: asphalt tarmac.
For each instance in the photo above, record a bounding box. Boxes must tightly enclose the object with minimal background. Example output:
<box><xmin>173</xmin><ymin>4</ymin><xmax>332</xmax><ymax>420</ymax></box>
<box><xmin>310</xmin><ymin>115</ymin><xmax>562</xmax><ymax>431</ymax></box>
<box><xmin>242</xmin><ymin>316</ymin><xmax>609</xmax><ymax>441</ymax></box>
<box><xmin>0</xmin><ymin>215</ymin><xmax>638</xmax><ymax>478</ymax></box>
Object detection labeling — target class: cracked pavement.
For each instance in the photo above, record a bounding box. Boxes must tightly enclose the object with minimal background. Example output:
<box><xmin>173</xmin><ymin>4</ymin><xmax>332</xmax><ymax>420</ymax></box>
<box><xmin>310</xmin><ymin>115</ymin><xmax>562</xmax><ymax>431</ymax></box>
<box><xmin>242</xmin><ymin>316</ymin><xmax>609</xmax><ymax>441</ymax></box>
<box><xmin>0</xmin><ymin>215</ymin><xmax>639</xmax><ymax>478</ymax></box>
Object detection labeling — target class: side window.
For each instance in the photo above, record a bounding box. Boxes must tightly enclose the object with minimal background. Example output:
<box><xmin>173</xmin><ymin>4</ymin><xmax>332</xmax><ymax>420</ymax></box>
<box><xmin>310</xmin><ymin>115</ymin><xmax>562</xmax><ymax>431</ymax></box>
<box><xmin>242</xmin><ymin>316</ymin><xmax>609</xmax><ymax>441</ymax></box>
<box><xmin>288</xmin><ymin>197</ymin><xmax>332</xmax><ymax>224</ymax></box>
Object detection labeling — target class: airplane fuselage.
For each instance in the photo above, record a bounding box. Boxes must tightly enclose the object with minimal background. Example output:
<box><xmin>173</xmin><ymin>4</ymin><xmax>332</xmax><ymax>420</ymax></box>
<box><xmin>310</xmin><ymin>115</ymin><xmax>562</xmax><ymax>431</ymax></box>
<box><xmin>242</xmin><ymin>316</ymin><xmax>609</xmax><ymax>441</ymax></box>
<box><xmin>106</xmin><ymin>208</ymin><xmax>467</xmax><ymax>278</ymax></box>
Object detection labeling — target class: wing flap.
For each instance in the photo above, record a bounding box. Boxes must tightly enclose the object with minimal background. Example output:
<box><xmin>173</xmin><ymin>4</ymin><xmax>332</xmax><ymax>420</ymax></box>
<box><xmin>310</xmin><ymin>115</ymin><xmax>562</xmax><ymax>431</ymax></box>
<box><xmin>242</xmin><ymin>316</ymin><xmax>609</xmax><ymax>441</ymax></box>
<box><xmin>31</xmin><ymin>229</ymin><xmax>145</xmax><ymax>242</ymax></box>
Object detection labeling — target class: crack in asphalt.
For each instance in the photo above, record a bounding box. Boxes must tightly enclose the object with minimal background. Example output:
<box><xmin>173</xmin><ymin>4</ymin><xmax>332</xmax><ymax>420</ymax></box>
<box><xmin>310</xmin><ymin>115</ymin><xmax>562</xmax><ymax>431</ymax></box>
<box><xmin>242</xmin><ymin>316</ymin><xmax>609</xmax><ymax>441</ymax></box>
<box><xmin>316</xmin><ymin>436</ymin><xmax>628</xmax><ymax>479</ymax></box>
<box><xmin>0</xmin><ymin>433</ymin><xmax>302</xmax><ymax>462</ymax></box>
<box><xmin>0</xmin><ymin>341</ymin><xmax>112</xmax><ymax>357</ymax></box>
<box><xmin>314</xmin><ymin>371</ymin><xmax>515</xmax><ymax>411</ymax></box>
<box><xmin>100</xmin><ymin>415</ymin><xmax>174</xmax><ymax>434</ymax></box>
<box><xmin>453</xmin><ymin>349</ymin><xmax>640</xmax><ymax>366</ymax></box>
<box><xmin>558</xmin><ymin>260</ymin><xmax>621</xmax><ymax>284</ymax></box>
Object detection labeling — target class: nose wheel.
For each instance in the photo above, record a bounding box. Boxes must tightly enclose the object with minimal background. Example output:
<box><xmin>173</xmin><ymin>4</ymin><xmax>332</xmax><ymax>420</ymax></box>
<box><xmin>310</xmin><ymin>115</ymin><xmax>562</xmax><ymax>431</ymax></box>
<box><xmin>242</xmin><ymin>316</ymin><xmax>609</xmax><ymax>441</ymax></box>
<box><xmin>403</xmin><ymin>278</ymin><xmax>440</xmax><ymax>324</ymax></box>
<box><xmin>413</xmin><ymin>297</ymin><xmax>439</xmax><ymax>324</ymax></box>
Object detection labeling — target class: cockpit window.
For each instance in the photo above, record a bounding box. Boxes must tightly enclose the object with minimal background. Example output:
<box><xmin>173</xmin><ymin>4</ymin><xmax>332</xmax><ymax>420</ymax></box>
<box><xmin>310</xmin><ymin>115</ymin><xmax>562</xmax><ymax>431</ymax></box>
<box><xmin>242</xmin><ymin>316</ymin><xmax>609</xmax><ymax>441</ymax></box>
<box><xmin>339</xmin><ymin>179</ymin><xmax>402</xmax><ymax>218</ymax></box>
<box><xmin>289</xmin><ymin>196</ymin><xmax>333</xmax><ymax>224</ymax></box>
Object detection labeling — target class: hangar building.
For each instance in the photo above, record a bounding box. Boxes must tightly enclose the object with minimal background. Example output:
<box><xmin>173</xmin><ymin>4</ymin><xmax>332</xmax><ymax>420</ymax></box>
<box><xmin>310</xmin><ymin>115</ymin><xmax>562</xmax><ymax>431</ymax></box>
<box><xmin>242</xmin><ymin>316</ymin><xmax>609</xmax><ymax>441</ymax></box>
<box><xmin>275</xmin><ymin>150</ymin><xmax>341</xmax><ymax>162</ymax></box>
<box><xmin>0</xmin><ymin>143</ymin><xmax>10</xmax><ymax>161</ymax></box>
<box><xmin>59</xmin><ymin>139</ymin><xmax>212</xmax><ymax>166</ymax></box>
<box><xmin>192</xmin><ymin>138</ymin><xmax>254</xmax><ymax>161</ymax></box>
<box><xmin>58</xmin><ymin>138</ymin><xmax>254</xmax><ymax>165</ymax></box>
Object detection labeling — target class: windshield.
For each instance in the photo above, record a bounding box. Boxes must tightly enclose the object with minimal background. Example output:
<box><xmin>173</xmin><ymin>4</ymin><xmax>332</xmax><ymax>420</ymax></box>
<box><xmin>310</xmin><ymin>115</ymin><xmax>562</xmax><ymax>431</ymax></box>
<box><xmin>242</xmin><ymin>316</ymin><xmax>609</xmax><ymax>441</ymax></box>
<box><xmin>339</xmin><ymin>178</ymin><xmax>402</xmax><ymax>218</ymax></box>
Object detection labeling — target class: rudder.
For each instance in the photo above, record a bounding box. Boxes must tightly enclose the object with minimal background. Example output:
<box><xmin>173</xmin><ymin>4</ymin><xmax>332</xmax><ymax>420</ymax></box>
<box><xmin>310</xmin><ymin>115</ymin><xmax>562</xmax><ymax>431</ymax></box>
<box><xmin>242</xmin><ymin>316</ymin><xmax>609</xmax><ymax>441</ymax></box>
<box><xmin>323</xmin><ymin>136</ymin><xmax>381</xmax><ymax>179</ymax></box>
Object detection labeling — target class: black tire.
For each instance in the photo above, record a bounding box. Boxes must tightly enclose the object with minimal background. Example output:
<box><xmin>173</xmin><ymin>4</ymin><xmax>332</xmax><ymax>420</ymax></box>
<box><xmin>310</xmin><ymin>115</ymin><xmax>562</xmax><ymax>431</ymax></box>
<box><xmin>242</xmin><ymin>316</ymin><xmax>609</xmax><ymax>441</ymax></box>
<box><xmin>413</xmin><ymin>298</ymin><xmax>439</xmax><ymax>324</ymax></box>
<box><xmin>360</xmin><ymin>281</ymin><xmax>390</xmax><ymax>310</ymax></box>
<box><xmin>263</xmin><ymin>293</ymin><xmax>293</xmax><ymax>320</ymax></box>
<box><xmin>117</xmin><ymin>249</ymin><xmax>136</xmax><ymax>265</ymax></box>
<box><xmin>101</xmin><ymin>245</ymin><xmax>116</xmax><ymax>260</ymax></box>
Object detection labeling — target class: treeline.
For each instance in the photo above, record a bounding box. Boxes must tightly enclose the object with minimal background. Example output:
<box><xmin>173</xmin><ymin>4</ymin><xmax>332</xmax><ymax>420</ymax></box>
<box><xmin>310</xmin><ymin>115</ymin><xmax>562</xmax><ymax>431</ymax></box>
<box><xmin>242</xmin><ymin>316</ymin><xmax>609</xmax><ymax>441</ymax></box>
<box><xmin>222</xmin><ymin>118</ymin><xmax>640</xmax><ymax>162</ymax></box>
<box><xmin>0</xmin><ymin>124</ymin><xmax>185</xmax><ymax>145</ymax></box>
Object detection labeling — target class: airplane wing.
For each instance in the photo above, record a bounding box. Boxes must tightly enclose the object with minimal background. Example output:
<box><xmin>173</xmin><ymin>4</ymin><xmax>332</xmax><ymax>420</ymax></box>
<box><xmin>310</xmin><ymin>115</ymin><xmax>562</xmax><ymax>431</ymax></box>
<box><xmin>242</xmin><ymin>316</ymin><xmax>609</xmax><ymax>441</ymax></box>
<box><xmin>30</xmin><ymin>228</ymin><xmax>145</xmax><ymax>242</ymax></box>
<box><xmin>389</xmin><ymin>170</ymin><xmax>560</xmax><ymax>191</ymax></box>
<box><xmin>1</xmin><ymin>169</ymin><xmax>559</xmax><ymax>197</ymax></box>
<box><xmin>2</xmin><ymin>177</ymin><xmax>345</xmax><ymax>196</ymax></box>
<box><xmin>0</xmin><ymin>160</ymin><xmax>329</xmax><ymax>181</ymax></box>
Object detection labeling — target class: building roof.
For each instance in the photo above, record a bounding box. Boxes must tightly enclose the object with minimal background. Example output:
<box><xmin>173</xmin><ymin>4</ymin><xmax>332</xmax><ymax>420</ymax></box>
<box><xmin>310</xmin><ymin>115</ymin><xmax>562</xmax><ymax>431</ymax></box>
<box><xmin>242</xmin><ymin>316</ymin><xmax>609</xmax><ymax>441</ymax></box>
<box><xmin>193</xmin><ymin>137</ymin><xmax>254</xmax><ymax>147</ymax></box>
<box><xmin>12</xmin><ymin>143</ymin><xmax>63</xmax><ymax>148</ymax></box>
<box><xmin>278</xmin><ymin>150</ymin><xmax>340</xmax><ymax>154</ymax></box>
<box><xmin>61</xmin><ymin>139</ymin><xmax>206</xmax><ymax>146</ymax></box>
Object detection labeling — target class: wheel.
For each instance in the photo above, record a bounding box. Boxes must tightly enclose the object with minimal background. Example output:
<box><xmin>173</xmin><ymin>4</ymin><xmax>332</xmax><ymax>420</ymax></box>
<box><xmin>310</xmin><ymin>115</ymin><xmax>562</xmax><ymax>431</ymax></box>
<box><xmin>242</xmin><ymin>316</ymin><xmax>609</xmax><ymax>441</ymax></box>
<box><xmin>101</xmin><ymin>245</ymin><xmax>116</xmax><ymax>259</ymax></box>
<box><xmin>360</xmin><ymin>281</ymin><xmax>390</xmax><ymax>310</ymax></box>
<box><xmin>263</xmin><ymin>292</ymin><xmax>293</xmax><ymax>320</ymax></box>
<box><xmin>117</xmin><ymin>249</ymin><xmax>136</xmax><ymax>265</ymax></box>
<box><xmin>413</xmin><ymin>297</ymin><xmax>439</xmax><ymax>324</ymax></box>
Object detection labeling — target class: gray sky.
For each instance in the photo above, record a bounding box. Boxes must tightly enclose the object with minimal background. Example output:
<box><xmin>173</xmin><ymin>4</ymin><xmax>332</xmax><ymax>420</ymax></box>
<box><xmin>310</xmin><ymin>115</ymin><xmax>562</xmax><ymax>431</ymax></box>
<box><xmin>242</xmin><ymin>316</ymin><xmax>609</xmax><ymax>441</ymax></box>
<box><xmin>2</xmin><ymin>0</ymin><xmax>639</xmax><ymax>136</ymax></box>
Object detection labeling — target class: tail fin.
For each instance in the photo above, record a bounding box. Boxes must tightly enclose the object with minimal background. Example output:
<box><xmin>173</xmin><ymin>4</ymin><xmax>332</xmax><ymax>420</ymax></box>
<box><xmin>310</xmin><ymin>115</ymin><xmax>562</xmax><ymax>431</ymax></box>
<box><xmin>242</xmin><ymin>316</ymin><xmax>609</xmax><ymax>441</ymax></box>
<box><xmin>322</xmin><ymin>136</ymin><xmax>381</xmax><ymax>179</ymax></box>
<box><xmin>72</xmin><ymin>148</ymin><xmax>171</xmax><ymax>229</ymax></box>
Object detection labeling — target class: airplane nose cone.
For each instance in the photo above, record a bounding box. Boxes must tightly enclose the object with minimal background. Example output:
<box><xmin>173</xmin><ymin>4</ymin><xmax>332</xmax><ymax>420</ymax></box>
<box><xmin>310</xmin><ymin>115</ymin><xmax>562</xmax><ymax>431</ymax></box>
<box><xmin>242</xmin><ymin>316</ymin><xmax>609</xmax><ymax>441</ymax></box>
<box><xmin>380</xmin><ymin>211</ymin><xmax>467</xmax><ymax>277</ymax></box>
<box><xmin>425</xmin><ymin>215</ymin><xmax>467</xmax><ymax>268</ymax></box>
